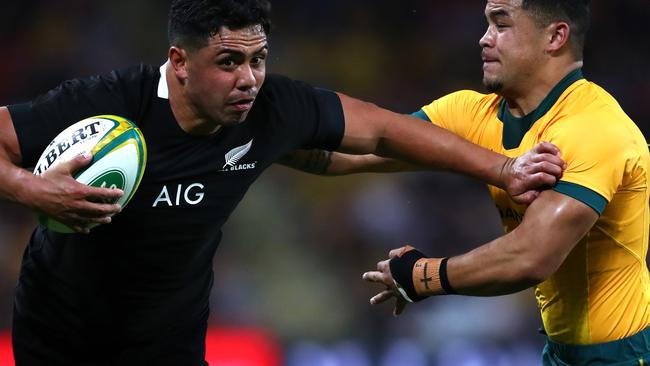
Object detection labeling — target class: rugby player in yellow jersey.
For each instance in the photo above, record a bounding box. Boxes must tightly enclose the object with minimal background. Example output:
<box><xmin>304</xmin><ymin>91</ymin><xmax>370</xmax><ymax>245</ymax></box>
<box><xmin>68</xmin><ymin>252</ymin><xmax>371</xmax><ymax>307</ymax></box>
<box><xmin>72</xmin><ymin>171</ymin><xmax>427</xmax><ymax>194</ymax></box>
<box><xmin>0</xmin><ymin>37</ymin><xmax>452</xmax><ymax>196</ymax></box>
<box><xmin>283</xmin><ymin>0</ymin><xmax>650</xmax><ymax>364</ymax></box>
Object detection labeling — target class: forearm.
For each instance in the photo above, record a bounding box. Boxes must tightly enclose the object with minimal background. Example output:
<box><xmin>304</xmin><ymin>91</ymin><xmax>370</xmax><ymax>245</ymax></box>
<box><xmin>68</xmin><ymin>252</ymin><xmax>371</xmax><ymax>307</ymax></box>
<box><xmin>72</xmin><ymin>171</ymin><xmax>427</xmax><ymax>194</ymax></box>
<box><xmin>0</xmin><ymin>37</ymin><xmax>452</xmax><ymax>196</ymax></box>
<box><xmin>337</xmin><ymin>93</ymin><xmax>508</xmax><ymax>187</ymax></box>
<box><xmin>0</xmin><ymin>155</ymin><xmax>37</xmax><ymax>206</ymax></box>
<box><xmin>278</xmin><ymin>149</ymin><xmax>418</xmax><ymax>175</ymax></box>
<box><xmin>394</xmin><ymin>191</ymin><xmax>597</xmax><ymax>300</ymax></box>
<box><xmin>0</xmin><ymin>106</ymin><xmax>34</xmax><ymax>205</ymax></box>
<box><xmin>446</xmin><ymin>197</ymin><xmax>597</xmax><ymax>296</ymax></box>
<box><xmin>0</xmin><ymin>108</ymin><xmax>51</xmax><ymax>212</ymax></box>
<box><xmin>329</xmin><ymin>153</ymin><xmax>418</xmax><ymax>175</ymax></box>
<box><xmin>445</xmin><ymin>230</ymin><xmax>544</xmax><ymax>296</ymax></box>
<box><xmin>396</xmin><ymin>231</ymin><xmax>542</xmax><ymax>301</ymax></box>
<box><xmin>374</xmin><ymin>124</ymin><xmax>507</xmax><ymax>186</ymax></box>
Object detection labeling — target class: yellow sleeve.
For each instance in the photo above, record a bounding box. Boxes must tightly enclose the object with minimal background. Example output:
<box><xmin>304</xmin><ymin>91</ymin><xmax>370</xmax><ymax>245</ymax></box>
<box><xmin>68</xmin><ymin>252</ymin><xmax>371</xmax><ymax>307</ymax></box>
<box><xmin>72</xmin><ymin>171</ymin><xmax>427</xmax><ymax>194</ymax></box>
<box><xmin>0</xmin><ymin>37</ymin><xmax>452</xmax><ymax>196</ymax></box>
<box><xmin>417</xmin><ymin>90</ymin><xmax>493</xmax><ymax>144</ymax></box>
<box><xmin>543</xmin><ymin>113</ymin><xmax>642</xmax><ymax>214</ymax></box>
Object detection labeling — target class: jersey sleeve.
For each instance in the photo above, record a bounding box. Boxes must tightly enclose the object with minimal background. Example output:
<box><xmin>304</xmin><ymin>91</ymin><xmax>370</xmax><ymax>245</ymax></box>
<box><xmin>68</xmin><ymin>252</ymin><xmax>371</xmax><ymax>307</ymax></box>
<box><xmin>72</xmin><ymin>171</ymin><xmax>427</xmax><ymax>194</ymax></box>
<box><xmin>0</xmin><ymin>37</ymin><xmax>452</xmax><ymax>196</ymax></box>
<box><xmin>7</xmin><ymin>65</ymin><xmax>153</xmax><ymax>168</ymax></box>
<box><xmin>543</xmin><ymin>113</ymin><xmax>636</xmax><ymax>214</ymax></box>
<box><xmin>415</xmin><ymin>90</ymin><xmax>488</xmax><ymax>143</ymax></box>
<box><xmin>259</xmin><ymin>74</ymin><xmax>344</xmax><ymax>151</ymax></box>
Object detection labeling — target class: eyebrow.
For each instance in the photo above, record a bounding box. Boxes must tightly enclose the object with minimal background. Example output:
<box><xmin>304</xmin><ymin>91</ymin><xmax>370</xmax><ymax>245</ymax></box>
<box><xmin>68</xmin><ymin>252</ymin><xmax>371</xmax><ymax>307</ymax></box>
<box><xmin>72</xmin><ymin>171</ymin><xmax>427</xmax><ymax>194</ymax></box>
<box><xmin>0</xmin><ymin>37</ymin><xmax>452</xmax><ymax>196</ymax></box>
<box><xmin>487</xmin><ymin>9</ymin><xmax>511</xmax><ymax>19</ymax></box>
<box><xmin>217</xmin><ymin>45</ymin><xmax>269</xmax><ymax>56</ymax></box>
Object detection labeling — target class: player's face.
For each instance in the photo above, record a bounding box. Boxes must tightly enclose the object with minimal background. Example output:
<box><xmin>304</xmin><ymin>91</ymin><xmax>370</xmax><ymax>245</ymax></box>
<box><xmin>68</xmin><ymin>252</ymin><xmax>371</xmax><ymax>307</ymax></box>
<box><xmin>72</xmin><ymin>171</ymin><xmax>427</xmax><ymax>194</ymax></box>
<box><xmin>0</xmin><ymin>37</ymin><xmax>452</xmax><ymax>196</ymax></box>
<box><xmin>184</xmin><ymin>25</ymin><xmax>267</xmax><ymax>125</ymax></box>
<box><xmin>479</xmin><ymin>0</ymin><xmax>547</xmax><ymax>94</ymax></box>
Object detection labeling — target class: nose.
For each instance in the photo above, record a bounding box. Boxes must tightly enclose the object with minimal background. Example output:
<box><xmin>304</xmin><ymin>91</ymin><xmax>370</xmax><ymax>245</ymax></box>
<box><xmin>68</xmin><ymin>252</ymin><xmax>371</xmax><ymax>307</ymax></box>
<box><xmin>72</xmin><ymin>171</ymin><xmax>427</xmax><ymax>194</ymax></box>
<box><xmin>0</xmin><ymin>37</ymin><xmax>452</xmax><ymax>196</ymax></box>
<box><xmin>479</xmin><ymin>27</ymin><xmax>494</xmax><ymax>49</ymax></box>
<box><xmin>236</xmin><ymin>63</ymin><xmax>256</xmax><ymax>91</ymax></box>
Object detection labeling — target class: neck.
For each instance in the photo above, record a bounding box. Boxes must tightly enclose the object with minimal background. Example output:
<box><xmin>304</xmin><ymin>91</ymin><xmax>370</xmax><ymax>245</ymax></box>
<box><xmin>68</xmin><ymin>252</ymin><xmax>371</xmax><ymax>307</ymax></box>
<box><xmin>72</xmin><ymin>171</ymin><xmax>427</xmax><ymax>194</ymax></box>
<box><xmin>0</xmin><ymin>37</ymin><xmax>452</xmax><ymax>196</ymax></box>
<box><xmin>503</xmin><ymin>60</ymin><xmax>583</xmax><ymax>117</ymax></box>
<box><xmin>166</xmin><ymin>64</ymin><xmax>222</xmax><ymax>136</ymax></box>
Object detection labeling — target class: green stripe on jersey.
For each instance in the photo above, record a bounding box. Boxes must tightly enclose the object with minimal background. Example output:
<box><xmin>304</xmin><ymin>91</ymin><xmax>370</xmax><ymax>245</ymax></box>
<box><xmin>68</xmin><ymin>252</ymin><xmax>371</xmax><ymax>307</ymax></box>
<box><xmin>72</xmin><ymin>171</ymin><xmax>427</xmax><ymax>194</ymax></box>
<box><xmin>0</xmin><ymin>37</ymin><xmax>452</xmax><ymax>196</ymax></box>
<box><xmin>553</xmin><ymin>181</ymin><xmax>608</xmax><ymax>215</ymax></box>
<box><xmin>411</xmin><ymin>109</ymin><xmax>431</xmax><ymax>122</ymax></box>
<box><xmin>499</xmin><ymin>69</ymin><xmax>584</xmax><ymax>149</ymax></box>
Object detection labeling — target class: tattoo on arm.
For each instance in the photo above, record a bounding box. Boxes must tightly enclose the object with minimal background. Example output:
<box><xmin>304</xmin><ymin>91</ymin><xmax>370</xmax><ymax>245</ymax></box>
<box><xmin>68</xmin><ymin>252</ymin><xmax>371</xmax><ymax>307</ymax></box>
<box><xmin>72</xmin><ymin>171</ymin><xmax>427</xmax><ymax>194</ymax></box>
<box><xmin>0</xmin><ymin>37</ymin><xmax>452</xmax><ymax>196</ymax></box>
<box><xmin>303</xmin><ymin>149</ymin><xmax>333</xmax><ymax>174</ymax></box>
<box><xmin>420</xmin><ymin>262</ymin><xmax>432</xmax><ymax>290</ymax></box>
<box><xmin>279</xmin><ymin>149</ymin><xmax>333</xmax><ymax>175</ymax></box>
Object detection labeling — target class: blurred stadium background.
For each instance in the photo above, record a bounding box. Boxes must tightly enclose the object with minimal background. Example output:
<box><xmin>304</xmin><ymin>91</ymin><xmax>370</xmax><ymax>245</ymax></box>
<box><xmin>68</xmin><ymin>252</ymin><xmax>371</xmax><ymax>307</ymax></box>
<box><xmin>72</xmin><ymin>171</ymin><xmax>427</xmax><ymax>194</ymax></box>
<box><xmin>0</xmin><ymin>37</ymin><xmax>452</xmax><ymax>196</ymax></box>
<box><xmin>0</xmin><ymin>1</ymin><xmax>649</xmax><ymax>365</ymax></box>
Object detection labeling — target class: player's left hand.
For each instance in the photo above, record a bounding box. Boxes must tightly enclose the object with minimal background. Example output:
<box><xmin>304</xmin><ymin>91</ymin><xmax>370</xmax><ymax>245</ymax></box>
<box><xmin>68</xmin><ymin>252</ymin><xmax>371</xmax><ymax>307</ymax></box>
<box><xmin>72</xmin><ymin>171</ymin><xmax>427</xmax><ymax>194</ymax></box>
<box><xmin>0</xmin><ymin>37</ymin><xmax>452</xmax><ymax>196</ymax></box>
<box><xmin>501</xmin><ymin>142</ymin><xmax>566</xmax><ymax>204</ymax></box>
<box><xmin>362</xmin><ymin>247</ymin><xmax>410</xmax><ymax>316</ymax></box>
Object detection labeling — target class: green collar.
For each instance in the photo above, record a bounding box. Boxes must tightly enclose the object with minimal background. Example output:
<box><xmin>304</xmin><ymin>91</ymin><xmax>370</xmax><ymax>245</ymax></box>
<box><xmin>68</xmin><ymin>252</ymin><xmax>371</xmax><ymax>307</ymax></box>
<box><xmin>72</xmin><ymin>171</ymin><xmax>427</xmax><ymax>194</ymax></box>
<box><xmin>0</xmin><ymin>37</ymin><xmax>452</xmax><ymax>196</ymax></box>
<box><xmin>499</xmin><ymin>68</ymin><xmax>584</xmax><ymax>149</ymax></box>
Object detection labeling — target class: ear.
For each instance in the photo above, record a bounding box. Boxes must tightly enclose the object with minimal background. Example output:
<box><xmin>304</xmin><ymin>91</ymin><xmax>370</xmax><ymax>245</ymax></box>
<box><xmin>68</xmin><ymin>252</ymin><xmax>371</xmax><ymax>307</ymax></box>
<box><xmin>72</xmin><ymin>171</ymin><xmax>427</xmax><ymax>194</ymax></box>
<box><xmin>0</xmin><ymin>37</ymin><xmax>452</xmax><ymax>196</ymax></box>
<box><xmin>546</xmin><ymin>22</ymin><xmax>570</xmax><ymax>54</ymax></box>
<box><xmin>168</xmin><ymin>46</ymin><xmax>189</xmax><ymax>81</ymax></box>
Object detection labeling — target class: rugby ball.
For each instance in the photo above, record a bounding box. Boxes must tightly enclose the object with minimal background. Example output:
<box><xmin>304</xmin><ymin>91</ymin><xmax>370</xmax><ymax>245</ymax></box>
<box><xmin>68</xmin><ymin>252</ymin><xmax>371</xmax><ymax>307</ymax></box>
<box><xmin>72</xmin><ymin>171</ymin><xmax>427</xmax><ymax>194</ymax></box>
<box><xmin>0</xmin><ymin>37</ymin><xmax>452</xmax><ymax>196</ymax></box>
<box><xmin>33</xmin><ymin>115</ymin><xmax>147</xmax><ymax>233</ymax></box>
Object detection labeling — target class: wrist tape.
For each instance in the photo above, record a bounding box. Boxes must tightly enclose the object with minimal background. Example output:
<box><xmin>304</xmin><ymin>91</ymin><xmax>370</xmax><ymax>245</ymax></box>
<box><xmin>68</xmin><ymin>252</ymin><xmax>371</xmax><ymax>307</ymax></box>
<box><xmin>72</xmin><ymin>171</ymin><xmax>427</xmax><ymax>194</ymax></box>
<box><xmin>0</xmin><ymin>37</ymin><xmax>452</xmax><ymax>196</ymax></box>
<box><xmin>390</xmin><ymin>249</ymin><xmax>457</xmax><ymax>302</ymax></box>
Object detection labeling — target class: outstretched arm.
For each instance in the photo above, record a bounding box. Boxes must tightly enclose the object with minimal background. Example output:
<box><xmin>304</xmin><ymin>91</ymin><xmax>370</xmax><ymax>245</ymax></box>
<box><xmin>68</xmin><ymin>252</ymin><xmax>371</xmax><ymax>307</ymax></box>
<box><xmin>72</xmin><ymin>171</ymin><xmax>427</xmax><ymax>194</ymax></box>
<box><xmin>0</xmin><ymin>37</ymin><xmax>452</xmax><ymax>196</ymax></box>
<box><xmin>277</xmin><ymin>149</ymin><xmax>416</xmax><ymax>176</ymax></box>
<box><xmin>0</xmin><ymin>107</ymin><xmax>123</xmax><ymax>233</ymax></box>
<box><xmin>289</xmin><ymin>93</ymin><xmax>565</xmax><ymax>202</ymax></box>
<box><xmin>362</xmin><ymin>190</ymin><xmax>598</xmax><ymax>314</ymax></box>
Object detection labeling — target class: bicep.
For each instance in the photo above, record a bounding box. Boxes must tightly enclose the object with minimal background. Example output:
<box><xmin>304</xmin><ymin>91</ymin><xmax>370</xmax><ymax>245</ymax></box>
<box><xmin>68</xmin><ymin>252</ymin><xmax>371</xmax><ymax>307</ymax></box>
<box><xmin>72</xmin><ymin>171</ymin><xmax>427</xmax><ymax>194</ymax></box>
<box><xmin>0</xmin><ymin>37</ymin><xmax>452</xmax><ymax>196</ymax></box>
<box><xmin>335</xmin><ymin>92</ymin><xmax>450</xmax><ymax>156</ymax></box>
<box><xmin>0</xmin><ymin>107</ymin><xmax>22</xmax><ymax>165</ymax></box>
<box><xmin>515</xmin><ymin>189</ymin><xmax>599</xmax><ymax>271</ymax></box>
<box><xmin>444</xmin><ymin>189</ymin><xmax>599</xmax><ymax>295</ymax></box>
<box><xmin>276</xmin><ymin>149</ymin><xmax>333</xmax><ymax>175</ymax></box>
<box><xmin>335</xmin><ymin>92</ymin><xmax>390</xmax><ymax>154</ymax></box>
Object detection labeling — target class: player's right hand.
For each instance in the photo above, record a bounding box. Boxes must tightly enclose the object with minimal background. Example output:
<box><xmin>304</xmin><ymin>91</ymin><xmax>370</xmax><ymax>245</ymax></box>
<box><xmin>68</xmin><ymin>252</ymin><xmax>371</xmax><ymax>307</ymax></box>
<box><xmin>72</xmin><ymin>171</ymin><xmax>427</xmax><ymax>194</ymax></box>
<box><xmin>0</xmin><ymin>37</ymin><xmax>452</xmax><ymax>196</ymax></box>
<box><xmin>362</xmin><ymin>246</ymin><xmax>413</xmax><ymax>316</ymax></box>
<box><xmin>502</xmin><ymin>142</ymin><xmax>566</xmax><ymax>204</ymax></box>
<box><xmin>24</xmin><ymin>153</ymin><xmax>123</xmax><ymax>234</ymax></box>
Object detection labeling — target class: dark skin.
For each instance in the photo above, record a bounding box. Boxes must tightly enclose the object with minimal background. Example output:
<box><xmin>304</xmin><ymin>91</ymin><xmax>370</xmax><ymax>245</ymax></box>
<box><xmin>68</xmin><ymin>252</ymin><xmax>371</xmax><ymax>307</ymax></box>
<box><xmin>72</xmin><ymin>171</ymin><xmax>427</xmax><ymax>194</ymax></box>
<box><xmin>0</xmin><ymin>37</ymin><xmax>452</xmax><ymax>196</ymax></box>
<box><xmin>0</xmin><ymin>24</ymin><xmax>565</xmax><ymax>233</ymax></box>
<box><xmin>277</xmin><ymin>144</ymin><xmax>564</xmax><ymax>205</ymax></box>
<box><xmin>363</xmin><ymin>190</ymin><xmax>597</xmax><ymax>315</ymax></box>
<box><xmin>0</xmin><ymin>107</ymin><xmax>122</xmax><ymax>234</ymax></box>
<box><xmin>360</xmin><ymin>0</ymin><xmax>596</xmax><ymax>315</ymax></box>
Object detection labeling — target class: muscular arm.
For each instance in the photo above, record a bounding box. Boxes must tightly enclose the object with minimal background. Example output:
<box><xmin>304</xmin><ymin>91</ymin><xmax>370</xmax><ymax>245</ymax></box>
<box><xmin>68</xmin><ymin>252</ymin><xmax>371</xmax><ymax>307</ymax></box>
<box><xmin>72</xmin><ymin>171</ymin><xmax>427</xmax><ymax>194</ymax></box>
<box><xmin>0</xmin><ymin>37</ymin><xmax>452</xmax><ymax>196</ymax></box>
<box><xmin>0</xmin><ymin>107</ymin><xmax>33</xmax><ymax>202</ymax></box>
<box><xmin>336</xmin><ymin>93</ymin><xmax>507</xmax><ymax>182</ymax></box>
<box><xmin>446</xmin><ymin>190</ymin><xmax>598</xmax><ymax>296</ymax></box>
<box><xmin>0</xmin><ymin>107</ymin><xmax>122</xmax><ymax>233</ymax></box>
<box><xmin>276</xmin><ymin>149</ymin><xmax>415</xmax><ymax>176</ymax></box>
<box><xmin>280</xmin><ymin>94</ymin><xmax>565</xmax><ymax>202</ymax></box>
<box><xmin>363</xmin><ymin>190</ymin><xmax>598</xmax><ymax>310</ymax></box>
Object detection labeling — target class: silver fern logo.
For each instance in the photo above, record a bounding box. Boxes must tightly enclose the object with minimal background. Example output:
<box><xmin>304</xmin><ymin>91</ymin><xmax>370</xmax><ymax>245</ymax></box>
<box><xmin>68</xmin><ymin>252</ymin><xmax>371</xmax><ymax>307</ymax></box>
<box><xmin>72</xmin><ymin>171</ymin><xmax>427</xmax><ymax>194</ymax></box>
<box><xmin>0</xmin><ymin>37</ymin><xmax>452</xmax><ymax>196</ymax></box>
<box><xmin>221</xmin><ymin>139</ymin><xmax>256</xmax><ymax>171</ymax></box>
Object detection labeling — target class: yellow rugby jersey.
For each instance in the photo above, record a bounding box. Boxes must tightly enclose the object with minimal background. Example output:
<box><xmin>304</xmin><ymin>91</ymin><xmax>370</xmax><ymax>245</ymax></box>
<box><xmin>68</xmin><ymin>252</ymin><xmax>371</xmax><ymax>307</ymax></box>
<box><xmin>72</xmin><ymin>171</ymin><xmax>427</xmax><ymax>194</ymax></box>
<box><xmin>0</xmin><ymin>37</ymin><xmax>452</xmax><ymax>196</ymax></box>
<box><xmin>417</xmin><ymin>69</ymin><xmax>650</xmax><ymax>345</ymax></box>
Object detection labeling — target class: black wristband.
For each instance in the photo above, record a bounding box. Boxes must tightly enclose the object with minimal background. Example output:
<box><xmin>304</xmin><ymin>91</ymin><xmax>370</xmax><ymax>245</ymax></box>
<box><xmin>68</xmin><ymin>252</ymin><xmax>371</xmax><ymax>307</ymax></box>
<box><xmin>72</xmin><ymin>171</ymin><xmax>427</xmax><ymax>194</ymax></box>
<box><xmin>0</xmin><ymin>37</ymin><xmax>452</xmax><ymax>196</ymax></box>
<box><xmin>389</xmin><ymin>249</ymin><xmax>428</xmax><ymax>302</ymax></box>
<box><xmin>439</xmin><ymin>257</ymin><xmax>458</xmax><ymax>295</ymax></box>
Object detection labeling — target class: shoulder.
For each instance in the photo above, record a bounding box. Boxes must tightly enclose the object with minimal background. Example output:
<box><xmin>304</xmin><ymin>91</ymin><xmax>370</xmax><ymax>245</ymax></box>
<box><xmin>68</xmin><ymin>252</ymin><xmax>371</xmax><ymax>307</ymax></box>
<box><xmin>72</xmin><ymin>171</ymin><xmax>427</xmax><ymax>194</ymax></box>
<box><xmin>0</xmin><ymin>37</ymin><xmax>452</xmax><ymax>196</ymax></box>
<box><xmin>95</xmin><ymin>63</ymin><xmax>159</xmax><ymax>96</ymax></box>
<box><xmin>74</xmin><ymin>64</ymin><xmax>157</xmax><ymax>88</ymax></box>
<box><xmin>421</xmin><ymin>89</ymin><xmax>500</xmax><ymax>117</ymax></box>
<box><xmin>36</xmin><ymin>64</ymin><xmax>157</xmax><ymax>102</ymax></box>
<box><xmin>111</xmin><ymin>64</ymin><xmax>159</xmax><ymax>85</ymax></box>
<box><xmin>545</xmin><ymin>82</ymin><xmax>648</xmax><ymax>174</ymax></box>
<box><xmin>257</xmin><ymin>74</ymin><xmax>338</xmax><ymax>111</ymax></box>
<box><xmin>424</xmin><ymin>90</ymin><xmax>497</xmax><ymax>105</ymax></box>
<box><xmin>550</xmin><ymin>81</ymin><xmax>641</xmax><ymax>144</ymax></box>
<box><xmin>568</xmin><ymin>79</ymin><xmax>622</xmax><ymax>108</ymax></box>
<box><xmin>261</xmin><ymin>73</ymin><xmax>294</xmax><ymax>86</ymax></box>
<box><xmin>22</xmin><ymin>64</ymin><xmax>158</xmax><ymax>129</ymax></box>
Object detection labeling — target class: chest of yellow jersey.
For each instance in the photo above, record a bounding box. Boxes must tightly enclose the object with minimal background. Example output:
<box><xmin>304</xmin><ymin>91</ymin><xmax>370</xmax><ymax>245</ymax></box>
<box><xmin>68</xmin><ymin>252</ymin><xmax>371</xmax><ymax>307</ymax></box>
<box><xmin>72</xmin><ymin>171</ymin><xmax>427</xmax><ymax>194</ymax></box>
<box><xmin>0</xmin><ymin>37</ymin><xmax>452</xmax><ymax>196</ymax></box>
<box><xmin>421</xmin><ymin>80</ymin><xmax>650</xmax><ymax>344</ymax></box>
<box><xmin>468</xmin><ymin>112</ymin><xmax>546</xmax><ymax>232</ymax></box>
<box><xmin>473</xmin><ymin>107</ymin><xmax>650</xmax><ymax>344</ymax></box>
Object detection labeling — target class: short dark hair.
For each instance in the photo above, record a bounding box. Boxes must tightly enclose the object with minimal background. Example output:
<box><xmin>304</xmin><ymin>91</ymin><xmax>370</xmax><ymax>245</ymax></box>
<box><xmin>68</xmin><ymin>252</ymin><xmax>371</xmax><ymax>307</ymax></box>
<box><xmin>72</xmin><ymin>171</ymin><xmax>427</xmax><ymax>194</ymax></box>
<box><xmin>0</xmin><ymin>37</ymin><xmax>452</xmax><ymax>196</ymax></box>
<box><xmin>168</xmin><ymin>0</ymin><xmax>271</xmax><ymax>51</ymax></box>
<box><xmin>522</xmin><ymin>0</ymin><xmax>591</xmax><ymax>59</ymax></box>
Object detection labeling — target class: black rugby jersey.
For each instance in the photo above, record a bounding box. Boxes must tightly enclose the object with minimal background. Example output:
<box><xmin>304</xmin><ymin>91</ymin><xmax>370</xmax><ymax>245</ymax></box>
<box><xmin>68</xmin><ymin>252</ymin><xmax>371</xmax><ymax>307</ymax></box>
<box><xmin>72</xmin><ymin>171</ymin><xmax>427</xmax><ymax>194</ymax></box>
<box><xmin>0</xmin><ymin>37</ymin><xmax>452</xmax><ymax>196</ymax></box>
<box><xmin>8</xmin><ymin>64</ymin><xmax>343</xmax><ymax>357</ymax></box>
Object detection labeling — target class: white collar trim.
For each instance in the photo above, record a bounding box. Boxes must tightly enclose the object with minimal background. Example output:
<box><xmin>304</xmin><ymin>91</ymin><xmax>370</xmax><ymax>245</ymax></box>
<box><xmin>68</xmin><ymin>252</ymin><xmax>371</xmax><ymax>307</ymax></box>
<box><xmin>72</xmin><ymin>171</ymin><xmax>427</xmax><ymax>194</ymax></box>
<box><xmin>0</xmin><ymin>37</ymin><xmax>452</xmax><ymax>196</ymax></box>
<box><xmin>157</xmin><ymin>61</ymin><xmax>169</xmax><ymax>99</ymax></box>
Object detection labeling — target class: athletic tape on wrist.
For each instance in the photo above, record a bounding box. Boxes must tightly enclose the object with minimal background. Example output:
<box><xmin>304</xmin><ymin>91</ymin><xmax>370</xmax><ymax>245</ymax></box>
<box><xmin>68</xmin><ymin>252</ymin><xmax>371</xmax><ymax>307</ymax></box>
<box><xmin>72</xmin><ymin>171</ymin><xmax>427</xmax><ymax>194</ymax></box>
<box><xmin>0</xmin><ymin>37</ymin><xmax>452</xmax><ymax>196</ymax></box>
<box><xmin>389</xmin><ymin>249</ymin><xmax>428</xmax><ymax>302</ymax></box>
<box><xmin>411</xmin><ymin>257</ymin><xmax>458</xmax><ymax>297</ymax></box>
<box><xmin>412</xmin><ymin>257</ymin><xmax>443</xmax><ymax>297</ymax></box>
<box><xmin>439</xmin><ymin>257</ymin><xmax>458</xmax><ymax>294</ymax></box>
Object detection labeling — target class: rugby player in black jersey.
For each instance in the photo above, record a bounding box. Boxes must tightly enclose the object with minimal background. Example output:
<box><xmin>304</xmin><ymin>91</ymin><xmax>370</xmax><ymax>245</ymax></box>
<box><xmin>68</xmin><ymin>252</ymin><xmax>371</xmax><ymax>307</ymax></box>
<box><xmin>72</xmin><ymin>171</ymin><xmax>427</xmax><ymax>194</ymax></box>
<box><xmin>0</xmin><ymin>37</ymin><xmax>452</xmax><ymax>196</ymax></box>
<box><xmin>0</xmin><ymin>0</ymin><xmax>565</xmax><ymax>364</ymax></box>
